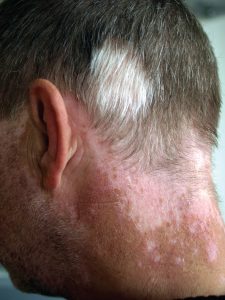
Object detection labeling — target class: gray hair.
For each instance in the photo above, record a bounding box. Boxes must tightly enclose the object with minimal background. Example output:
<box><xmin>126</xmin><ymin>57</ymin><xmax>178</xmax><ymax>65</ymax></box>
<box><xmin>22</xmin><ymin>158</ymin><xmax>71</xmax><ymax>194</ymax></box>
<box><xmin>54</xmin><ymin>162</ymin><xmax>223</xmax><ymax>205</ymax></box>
<box><xmin>0</xmin><ymin>0</ymin><xmax>221</xmax><ymax>170</ymax></box>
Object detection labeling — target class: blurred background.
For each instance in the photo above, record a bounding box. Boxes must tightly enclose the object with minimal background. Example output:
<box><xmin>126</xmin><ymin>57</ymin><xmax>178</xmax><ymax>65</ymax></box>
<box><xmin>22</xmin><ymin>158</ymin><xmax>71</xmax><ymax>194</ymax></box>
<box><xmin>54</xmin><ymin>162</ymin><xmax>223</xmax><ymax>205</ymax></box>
<box><xmin>0</xmin><ymin>0</ymin><xmax>225</xmax><ymax>299</ymax></box>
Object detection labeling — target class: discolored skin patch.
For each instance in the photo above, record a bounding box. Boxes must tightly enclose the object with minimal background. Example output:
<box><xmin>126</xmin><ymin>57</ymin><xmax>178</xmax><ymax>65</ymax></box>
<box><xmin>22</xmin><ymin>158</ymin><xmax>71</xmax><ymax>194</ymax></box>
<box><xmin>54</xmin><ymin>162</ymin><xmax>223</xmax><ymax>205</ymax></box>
<box><xmin>62</xmin><ymin>155</ymin><xmax>225</xmax><ymax>299</ymax></box>
<box><xmin>1</xmin><ymin>109</ymin><xmax>225</xmax><ymax>300</ymax></box>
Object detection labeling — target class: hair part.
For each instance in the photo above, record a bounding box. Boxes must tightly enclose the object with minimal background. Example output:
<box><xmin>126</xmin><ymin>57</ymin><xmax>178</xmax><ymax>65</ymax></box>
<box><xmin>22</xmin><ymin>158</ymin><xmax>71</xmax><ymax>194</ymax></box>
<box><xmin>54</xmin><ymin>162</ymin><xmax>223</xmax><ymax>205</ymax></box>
<box><xmin>0</xmin><ymin>0</ymin><xmax>221</xmax><ymax>171</ymax></box>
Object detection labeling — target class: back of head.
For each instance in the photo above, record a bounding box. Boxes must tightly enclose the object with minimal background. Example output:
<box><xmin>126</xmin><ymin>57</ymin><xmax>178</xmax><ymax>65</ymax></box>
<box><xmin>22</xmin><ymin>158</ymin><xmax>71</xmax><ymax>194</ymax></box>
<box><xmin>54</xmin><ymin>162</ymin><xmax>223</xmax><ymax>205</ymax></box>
<box><xmin>0</xmin><ymin>0</ymin><xmax>221</xmax><ymax>171</ymax></box>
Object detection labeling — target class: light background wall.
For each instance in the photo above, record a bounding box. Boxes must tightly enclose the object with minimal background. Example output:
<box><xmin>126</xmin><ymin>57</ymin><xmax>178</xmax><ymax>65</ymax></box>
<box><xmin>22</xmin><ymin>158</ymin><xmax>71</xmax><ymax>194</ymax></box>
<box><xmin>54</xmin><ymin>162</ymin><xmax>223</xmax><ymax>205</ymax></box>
<box><xmin>201</xmin><ymin>16</ymin><xmax>225</xmax><ymax>219</ymax></box>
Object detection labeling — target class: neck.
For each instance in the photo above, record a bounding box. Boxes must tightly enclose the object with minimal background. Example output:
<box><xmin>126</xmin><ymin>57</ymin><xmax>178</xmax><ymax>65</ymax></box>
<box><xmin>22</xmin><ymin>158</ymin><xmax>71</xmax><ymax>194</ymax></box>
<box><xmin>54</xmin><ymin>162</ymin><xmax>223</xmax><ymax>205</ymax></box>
<box><xmin>88</xmin><ymin>155</ymin><xmax>225</xmax><ymax>299</ymax></box>
<box><xmin>65</xmin><ymin>140</ymin><xmax>225</xmax><ymax>299</ymax></box>
<box><xmin>118</xmin><ymin>166</ymin><xmax>225</xmax><ymax>299</ymax></box>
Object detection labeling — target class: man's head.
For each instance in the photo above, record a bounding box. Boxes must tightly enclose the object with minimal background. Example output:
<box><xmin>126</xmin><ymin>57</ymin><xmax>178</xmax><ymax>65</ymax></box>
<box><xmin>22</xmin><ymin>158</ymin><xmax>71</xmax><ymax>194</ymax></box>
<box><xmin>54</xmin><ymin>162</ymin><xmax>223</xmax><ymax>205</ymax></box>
<box><xmin>0</xmin><ymin>1</ymin><xmax>223</xmax><ymax>299</ymax></box>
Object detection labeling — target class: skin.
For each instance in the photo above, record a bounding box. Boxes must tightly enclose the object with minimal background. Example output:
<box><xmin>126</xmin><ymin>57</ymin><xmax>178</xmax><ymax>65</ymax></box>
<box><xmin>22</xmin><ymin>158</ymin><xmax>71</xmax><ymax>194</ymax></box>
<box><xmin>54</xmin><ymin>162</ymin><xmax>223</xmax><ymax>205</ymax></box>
<box><xmin>0</xmin><ymin>79</ymin><xmax>225</xmax><ymax>300</ymax></box>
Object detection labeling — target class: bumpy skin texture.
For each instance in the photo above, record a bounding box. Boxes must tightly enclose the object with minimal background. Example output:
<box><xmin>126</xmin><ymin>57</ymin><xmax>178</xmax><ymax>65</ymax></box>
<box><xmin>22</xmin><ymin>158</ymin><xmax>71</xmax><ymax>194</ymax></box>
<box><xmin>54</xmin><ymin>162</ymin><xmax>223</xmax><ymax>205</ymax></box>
<box><xmin>0</xmin><ymin>108</ymin><xmax>225</xmax><ymax>300</ymax></box>
<box><xmin>0</xmin><ymin>115</ymin><xmax>67</xmax><ymax>296</ymax></box>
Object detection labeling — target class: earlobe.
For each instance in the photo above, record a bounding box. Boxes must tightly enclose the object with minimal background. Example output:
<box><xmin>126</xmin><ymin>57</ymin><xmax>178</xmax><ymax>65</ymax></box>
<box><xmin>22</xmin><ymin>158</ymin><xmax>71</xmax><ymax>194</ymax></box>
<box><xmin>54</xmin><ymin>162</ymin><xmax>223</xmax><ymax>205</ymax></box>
<box><xmin>29</xmin><ymin>79</ymin><xmax>77</xmax><ymax>191</ymax></box>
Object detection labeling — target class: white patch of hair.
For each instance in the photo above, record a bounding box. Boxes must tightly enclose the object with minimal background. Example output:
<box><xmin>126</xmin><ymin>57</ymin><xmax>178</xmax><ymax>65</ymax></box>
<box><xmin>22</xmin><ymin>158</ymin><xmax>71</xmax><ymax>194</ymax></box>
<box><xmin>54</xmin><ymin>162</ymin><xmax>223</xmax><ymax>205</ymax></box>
<box><xmin>78</xmin><ymin>39</ymin><xmax>157</xmax><ymax>168</ymax></box>
<box><xmin>89</xmin><ymin>39</ymin><xmax>149</xmax><ymax>120</ymax></box>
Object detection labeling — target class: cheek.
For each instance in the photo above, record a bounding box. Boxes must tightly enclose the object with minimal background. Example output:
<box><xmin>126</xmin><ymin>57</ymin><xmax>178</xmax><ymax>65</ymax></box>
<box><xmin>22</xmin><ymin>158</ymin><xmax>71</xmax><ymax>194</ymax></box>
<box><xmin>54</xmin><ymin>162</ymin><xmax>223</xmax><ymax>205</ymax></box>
<box><xmin>0</xmin><ymin>118</ymin><xmax>77</xmax><ymax>296</ymax></box>
<box><xmin>0</xmin><ymin>140</ymin><xmax>29</xmax><ymax>260</ymax></box>
<box><xmin>0</xmin><ymin>121</ymin><xmax>41</xmax><ymax>269</ymax></box>
<box><xmin>0</xmin><ymin>137</ymin><xmax>62</xmax><ymax>293</ymax></box>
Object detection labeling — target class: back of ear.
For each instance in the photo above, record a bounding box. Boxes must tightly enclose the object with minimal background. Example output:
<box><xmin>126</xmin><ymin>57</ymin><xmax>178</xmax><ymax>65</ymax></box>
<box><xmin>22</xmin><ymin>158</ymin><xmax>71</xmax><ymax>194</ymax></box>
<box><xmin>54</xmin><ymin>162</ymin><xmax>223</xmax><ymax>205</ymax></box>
<box><xmin>29</xmin><ymin>79</ymin><xmax>77</xmax><ymax>190</ymax></box>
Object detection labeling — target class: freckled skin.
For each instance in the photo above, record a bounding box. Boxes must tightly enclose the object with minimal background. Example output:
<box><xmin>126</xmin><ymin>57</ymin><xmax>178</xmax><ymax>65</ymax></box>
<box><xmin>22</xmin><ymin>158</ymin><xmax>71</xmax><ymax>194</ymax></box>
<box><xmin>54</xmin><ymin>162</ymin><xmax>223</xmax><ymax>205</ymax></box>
<box><xmin>1</xmin><ymin>109</ymin><xmax>225</xmax><ymax>300</ymax></box>
<box><xmin>71</xmin><ymin>161</ymin><xmax>225</xmax><ymax>299</ymax></box>
<box><xmin>0</xmin><ymin>114</ymin><xmax>88</xmax><ymax>298</ymax></box>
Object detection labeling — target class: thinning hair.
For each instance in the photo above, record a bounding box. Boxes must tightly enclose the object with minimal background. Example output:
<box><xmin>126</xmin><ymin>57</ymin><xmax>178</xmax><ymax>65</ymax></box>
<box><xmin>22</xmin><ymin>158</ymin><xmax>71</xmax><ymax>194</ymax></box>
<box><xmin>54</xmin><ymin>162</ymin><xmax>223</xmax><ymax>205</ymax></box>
<box><xmin>0</xmin><ymin>0</ymin><xmax>221</xmax><ymax>170</ymax></box>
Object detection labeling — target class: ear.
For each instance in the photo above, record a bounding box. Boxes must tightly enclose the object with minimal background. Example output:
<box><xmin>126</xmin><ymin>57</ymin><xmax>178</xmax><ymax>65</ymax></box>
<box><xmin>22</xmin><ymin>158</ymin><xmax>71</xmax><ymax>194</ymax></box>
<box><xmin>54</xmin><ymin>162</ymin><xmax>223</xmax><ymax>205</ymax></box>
<box><xmin>29</xmin><ymin>79</ymin><xmax>77</xmax><ymax>191</ymax></box>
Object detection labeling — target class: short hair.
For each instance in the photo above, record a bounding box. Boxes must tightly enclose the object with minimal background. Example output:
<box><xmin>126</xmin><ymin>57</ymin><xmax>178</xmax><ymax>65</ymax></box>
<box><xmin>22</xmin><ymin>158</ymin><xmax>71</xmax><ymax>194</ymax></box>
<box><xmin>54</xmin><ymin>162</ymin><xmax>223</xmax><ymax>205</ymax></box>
<box><xmin>0</xmin><ymin>0</ymin><xmax>221</xmax><ymax>170</ymax></box>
